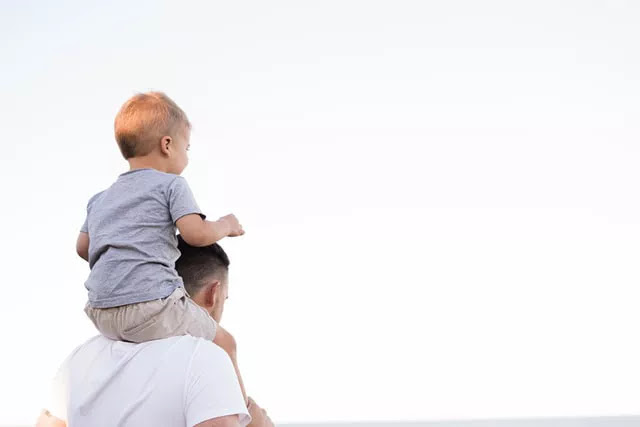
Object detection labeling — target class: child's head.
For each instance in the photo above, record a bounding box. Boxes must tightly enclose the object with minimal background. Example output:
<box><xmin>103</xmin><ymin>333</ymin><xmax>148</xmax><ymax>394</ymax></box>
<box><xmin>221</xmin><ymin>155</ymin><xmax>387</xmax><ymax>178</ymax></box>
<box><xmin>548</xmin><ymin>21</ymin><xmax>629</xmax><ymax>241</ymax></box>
<box><xmin>114</xmin><ymin>92</ymin><xmax>191</xmax><ymax>174</ymax></box>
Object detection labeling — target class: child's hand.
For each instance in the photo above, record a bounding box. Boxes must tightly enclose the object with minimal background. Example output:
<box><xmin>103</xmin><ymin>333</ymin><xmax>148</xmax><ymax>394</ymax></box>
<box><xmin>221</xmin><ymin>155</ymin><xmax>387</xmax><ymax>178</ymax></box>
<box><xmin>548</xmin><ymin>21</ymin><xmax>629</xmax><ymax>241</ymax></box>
<box><xmin>219</xmin><ymin>214</ymin><xmax>245</xmax><ymax>237</ymax></box>
<box><xmin>247</xmin><ymin>397</ymin><xmax>274</xmax><ymax>427</ymax></box>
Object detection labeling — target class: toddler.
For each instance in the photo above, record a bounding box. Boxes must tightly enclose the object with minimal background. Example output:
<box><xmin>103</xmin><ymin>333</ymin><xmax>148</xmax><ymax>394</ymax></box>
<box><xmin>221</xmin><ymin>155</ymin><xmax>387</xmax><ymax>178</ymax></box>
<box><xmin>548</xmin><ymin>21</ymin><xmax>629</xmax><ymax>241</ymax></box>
<box><xmin>76</xmin><ymin>92</ymin><xmax>246</xmax><ymax>397</ymax></box>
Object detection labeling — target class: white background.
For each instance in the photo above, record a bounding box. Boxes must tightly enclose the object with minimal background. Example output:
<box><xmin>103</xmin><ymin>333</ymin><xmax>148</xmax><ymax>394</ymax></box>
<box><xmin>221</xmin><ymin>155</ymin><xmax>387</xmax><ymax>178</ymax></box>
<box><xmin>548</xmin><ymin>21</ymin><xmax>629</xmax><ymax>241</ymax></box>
<box><xmin>1</xmin><ymin>0</ymin><xmax>640</xmax><ymax>424</ymax></box>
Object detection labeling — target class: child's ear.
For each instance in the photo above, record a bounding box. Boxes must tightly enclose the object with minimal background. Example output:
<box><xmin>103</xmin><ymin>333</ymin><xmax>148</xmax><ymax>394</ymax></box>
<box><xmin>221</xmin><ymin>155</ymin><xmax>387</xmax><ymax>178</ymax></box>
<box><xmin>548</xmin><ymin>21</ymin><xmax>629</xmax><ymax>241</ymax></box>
<box><xmin>160</xmin><ymin>136</ymin><xmax>172</xmax><ymax>156</ymax></box>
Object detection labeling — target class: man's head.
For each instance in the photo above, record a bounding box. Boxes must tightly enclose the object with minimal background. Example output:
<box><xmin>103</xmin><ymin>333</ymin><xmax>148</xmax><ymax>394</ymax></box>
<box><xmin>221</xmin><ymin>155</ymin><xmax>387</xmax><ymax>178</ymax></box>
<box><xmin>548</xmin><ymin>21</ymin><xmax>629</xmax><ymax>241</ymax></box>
<box><xmin>114</xmin><ymin>92</ymin><xmax>191</xmax><ymax>174</ymax></box>
<box><xmin>175</xmin><ymin>235</ymin><xmax>230</xmax><ymax>323</ymax></box>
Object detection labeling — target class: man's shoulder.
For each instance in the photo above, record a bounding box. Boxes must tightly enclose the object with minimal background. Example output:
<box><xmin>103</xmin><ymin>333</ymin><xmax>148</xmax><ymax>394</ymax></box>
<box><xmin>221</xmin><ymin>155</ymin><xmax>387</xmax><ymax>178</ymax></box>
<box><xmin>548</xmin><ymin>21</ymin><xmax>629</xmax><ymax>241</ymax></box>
<box><xmin>64</xmin><ymin>335</ymin><xmax>106</xmax><ymax>361</ymax></box>
<box><xmin>188</xmin><ymin>336</ymin><xmax>233</xmax><ymax>362</ymax></box>
<box><xmin>73</xmin><ymin>335</ymin><xmax>222</xmax><ymax>358</ymax></box>
<box><xmin>148</xmin><ymin>335</ymin><xmax>225</xmax><ymax>357</ymax></box>
<box><xmin>62</xmin><ymin>335</ymin><xmax>222</xmax><ymax>380</ymax></box>
<box><xmin>61</xmin><ymin>335</ymin><xmax>223</xmax><ymax>380</ymax></box>
<box><xmin>68</xmin><ymin>335</ymin><xmax>233</xmax><ymax>388</ymax></box>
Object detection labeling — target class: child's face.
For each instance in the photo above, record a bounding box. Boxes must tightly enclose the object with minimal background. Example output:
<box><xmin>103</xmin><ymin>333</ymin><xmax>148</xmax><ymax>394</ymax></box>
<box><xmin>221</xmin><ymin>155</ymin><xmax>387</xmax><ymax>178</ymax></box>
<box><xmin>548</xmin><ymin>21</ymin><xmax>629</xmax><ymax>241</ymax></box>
<box><xmin>168</xmin><ymin>126</ymin><xmax>191</xmax><ymax>175</ymax></box>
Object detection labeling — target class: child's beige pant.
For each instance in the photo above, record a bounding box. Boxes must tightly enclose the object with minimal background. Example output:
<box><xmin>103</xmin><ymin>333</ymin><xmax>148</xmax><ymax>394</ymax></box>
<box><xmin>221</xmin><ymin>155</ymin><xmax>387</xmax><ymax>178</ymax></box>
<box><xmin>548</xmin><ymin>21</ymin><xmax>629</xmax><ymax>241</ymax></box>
<box><xmin>85</xmin><ymin>287</ymin><xmax>217</xmax><ymax>343</ymax></box>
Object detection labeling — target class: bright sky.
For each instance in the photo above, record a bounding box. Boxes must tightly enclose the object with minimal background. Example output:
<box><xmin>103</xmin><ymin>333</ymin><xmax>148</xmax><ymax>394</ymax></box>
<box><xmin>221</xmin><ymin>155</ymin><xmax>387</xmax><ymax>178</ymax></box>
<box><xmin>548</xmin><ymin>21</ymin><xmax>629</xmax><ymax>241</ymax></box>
<box><xmin>2</xmin><ymin>0</ymin><xmax>640</xmax><ymax>425</ymax></box>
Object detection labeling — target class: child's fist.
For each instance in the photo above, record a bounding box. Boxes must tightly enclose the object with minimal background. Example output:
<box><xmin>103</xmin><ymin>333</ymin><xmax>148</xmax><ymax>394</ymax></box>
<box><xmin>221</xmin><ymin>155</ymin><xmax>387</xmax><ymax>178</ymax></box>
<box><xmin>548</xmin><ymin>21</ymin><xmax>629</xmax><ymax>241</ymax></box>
<box><xmin>220</xmin><ymin>214</ymin><xmax>245</xmax><ymax>237</ymax></box>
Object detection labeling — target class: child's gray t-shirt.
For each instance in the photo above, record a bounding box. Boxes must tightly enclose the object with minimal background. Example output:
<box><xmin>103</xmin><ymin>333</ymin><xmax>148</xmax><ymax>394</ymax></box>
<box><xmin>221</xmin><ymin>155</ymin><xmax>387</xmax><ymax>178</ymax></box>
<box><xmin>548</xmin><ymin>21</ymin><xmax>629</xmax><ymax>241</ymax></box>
<box><xmin>81</xmin><ymin>168</ymin><xmax>204</xmax><ymax>308</ymax></box>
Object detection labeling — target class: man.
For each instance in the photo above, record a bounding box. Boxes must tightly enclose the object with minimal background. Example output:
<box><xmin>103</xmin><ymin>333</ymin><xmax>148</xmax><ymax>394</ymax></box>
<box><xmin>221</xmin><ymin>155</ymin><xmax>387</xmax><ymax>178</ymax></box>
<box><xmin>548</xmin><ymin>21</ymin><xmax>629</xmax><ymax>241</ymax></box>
<box><xmin>38</xmin><ymin>237</ymin><xmax>273</xmax><ymax>427</ymax></box>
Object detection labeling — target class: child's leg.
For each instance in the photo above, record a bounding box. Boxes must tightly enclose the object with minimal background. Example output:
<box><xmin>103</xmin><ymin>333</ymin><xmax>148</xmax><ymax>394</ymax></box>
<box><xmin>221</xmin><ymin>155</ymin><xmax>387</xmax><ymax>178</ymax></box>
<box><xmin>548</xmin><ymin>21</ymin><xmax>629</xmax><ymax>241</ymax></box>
<box><xmin>87</xmin><ymin>288</ymin><xmax>198</xmax><ymax>343</ymax></box>
<box><xmin>181</xmin><ymin>291</ymin><xmax>249</xmax><ymax>404</ymax></box>
<box><xmin>84</xmin><ymin>301</ymin><xmax>130</xmax><ymax>341</ymax></box>
<box><xmin>213</xmin><ymin>325</ymin><xmax>248</xmax><ymax>404</ymax></box>
<box><xmin>86</xmin><ymin>288</ymin><xmax>210</xmax><ymax>343</ymax></box>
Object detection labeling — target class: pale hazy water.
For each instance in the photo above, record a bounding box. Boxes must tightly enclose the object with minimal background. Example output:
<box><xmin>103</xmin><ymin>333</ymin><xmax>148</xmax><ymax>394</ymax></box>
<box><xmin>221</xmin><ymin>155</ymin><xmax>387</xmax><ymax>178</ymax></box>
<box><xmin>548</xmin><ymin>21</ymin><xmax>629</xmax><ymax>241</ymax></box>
<box><xmin>279</xmin><ymin>418</ymin><xmax>640</xmax><ymax>427</ymax></box>
<box><xmin>7</xmin><ymin>416</ymin><xmax>640</xmax><ymax>426</ymax></box>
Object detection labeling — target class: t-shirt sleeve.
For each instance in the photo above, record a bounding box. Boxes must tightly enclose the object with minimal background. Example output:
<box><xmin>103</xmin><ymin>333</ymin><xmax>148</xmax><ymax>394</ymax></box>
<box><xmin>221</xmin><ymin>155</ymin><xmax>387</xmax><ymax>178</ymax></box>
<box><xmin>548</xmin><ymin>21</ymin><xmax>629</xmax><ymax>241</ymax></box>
<box><xmin>80</xmin><ymin>216</ymin><xmax>89</xmax><ymax>233</ymax></box>
<box><xmin>168</xmin><ymin>177</ymin><xmax>206</xmax><ymax>223</ymax></box>
<box><xmin>184</xmin><ymin>340</ymin><xmax>251</xmax><ymax>427</ymax></box>
<box><xmin>80</xmin><ymin>191</ymin><xmax>104</xmax><ymax>233</ymax></box>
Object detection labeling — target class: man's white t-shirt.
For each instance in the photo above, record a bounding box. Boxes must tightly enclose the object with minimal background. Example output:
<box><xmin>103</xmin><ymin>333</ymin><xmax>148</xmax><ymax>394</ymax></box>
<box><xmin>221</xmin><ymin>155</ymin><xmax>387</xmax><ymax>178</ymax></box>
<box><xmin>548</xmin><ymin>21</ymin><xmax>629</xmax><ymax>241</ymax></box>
<box><xmin>48</xmin><ymin>335</ymin><xmax>250</xmax><ymax>427</ymax></box>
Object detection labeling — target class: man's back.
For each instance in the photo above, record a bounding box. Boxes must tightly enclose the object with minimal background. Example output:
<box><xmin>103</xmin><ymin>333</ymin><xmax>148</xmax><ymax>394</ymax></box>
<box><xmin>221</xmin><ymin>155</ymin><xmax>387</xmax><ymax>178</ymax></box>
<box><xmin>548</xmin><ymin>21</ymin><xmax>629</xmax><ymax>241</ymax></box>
<box><xmin>49</xmin><ymin>335</ymin><xmax>249</xmax><ymax>427</ymax></box>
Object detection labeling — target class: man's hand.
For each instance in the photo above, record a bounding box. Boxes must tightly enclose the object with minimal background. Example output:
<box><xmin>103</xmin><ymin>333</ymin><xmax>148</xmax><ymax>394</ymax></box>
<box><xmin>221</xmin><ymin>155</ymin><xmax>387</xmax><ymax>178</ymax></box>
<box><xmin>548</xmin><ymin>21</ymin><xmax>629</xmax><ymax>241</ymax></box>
<box><xmin>218</xmin><ymin>214</ymin><xmax>244</xmax><ymax>237</ymax></box>
<box><xmin>36</xmin><ymin>410</ymin><xmax>66</xmax><ymax>427</ymax></box>
<box><xmin>247</xmin><ymin>397</ymin><xmax>274</xmax><ymax>427</ymax></box>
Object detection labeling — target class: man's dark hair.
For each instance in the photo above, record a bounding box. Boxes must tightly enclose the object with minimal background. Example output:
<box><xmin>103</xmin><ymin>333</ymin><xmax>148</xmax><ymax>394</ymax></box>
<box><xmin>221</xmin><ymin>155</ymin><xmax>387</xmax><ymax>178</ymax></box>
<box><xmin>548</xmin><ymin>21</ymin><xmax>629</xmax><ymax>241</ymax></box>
<box><xmin>176</xmin><ymin>235</ymin><xmax>230</xmax><ymax>296</ymax></box>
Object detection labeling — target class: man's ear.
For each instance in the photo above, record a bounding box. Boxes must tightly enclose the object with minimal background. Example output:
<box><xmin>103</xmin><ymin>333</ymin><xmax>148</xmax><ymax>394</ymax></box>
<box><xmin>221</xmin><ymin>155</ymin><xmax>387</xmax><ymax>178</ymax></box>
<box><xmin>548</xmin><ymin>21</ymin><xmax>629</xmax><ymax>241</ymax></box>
<box><xmin>204</xmin><ymin>280</ymin><xmax>221</xmax><ymax>308</ymax></box>
<box><xmin>159</xmin><ymin>136</ymin><xmax>172</xmax><ymax>156</ymax></box>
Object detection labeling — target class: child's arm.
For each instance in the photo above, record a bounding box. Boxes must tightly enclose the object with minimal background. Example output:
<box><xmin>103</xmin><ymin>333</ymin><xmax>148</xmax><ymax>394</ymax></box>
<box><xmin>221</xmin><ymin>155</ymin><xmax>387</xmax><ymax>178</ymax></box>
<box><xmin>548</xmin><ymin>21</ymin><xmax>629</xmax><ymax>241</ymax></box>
<box><xmin>76</xmin><ymin>232</ymin><xmax>89</xmax><ymax>261</ymax></box>
<box><xmin>176</xmin><ymin>214</ymin><xmax>244</xmax><ymax>247</ymax></box>
<box><xmin>213</xmin><ymin>326</ymin><xmax>248</xmax><ymax>404</ymax></box>
<box><xmin>217</xmin><ymin>329</ymin><xmax>276</xmax><ymax>427</ymax></box>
